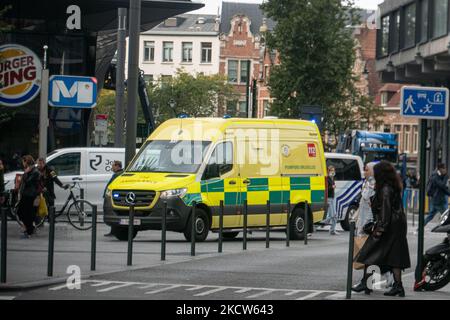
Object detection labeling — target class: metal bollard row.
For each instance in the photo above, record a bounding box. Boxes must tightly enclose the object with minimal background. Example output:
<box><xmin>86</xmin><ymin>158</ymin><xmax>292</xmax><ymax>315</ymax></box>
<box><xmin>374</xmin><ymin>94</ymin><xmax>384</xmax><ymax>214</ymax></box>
<box><xmin>346</xmin><ymin>221</ymin><xmax>356</xmax><ymax>299</ymax></box>
<box><xmin>1</xmin><ymin>207</ymin><xmax>7</xmax><ymax>283</ymax></box>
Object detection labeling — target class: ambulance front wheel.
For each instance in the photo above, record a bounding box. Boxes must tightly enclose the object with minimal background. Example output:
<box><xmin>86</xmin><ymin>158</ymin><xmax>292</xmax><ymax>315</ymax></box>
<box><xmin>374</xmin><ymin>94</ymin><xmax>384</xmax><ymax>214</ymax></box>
<box><xmin>289</xmin><ymin>208</ymin><xmax>309</xmax><ymax>240</ymax></box>
<box><xmin>183</xmin><ymin>208</ymin><xmax>210</xmax><ymax>242</ymax></box>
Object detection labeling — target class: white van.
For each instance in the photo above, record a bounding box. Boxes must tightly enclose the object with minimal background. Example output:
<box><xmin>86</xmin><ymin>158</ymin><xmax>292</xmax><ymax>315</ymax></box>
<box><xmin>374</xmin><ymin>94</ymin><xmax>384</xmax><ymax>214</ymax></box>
<box><xmin>325</xmin><ymin>153</ymin><xmax>365</xmax><ymax>231</ymax></box>
<box><xmin>3</xmin><ymin>148</ymin><xmax>131</xmax><ymax>211</ymax></box>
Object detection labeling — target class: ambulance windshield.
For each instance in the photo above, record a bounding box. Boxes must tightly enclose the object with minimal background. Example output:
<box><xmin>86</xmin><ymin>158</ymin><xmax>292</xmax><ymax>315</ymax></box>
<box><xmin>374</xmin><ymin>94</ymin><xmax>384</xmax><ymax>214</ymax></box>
<box><xmin>128</xmin><ymin>140</ymin><xmax>211</xmax><ymax>173</ymax></box>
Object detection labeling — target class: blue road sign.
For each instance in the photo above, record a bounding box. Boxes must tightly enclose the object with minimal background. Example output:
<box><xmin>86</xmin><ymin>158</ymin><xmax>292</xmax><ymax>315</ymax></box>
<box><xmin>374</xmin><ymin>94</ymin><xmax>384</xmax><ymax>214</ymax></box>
<box><xmin>401</xmin><ymin>86</ymin><xmax>449</xmax><ymax>120</ymax></box>
<box><xmin>48</xmin><ymin>75</ymin><xmax>98</xmax><ymax>108</ymax></box>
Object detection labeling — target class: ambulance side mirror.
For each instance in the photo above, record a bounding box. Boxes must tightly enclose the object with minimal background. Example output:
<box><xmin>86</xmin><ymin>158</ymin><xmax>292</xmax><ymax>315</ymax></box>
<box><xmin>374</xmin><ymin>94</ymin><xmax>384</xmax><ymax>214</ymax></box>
<box><xmin>204</xmin><ymin>163</ymin><xmax>220</xmax><ymax>180</ymax></box>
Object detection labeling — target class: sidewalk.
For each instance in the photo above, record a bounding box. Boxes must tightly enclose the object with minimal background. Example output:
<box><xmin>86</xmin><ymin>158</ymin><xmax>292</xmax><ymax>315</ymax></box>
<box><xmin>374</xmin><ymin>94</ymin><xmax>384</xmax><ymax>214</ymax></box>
<box><xmin>0</xmin><ymin>219</ymin><xmax>236</xmax><ymax>291</ymax></box>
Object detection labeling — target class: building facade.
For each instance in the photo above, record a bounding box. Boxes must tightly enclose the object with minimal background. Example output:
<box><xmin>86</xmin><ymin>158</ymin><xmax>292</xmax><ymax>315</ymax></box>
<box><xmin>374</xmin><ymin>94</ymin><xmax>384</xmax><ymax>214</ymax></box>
<box><xmin>376</xmin><ymin>0</ymin><xmax>450</xmax><ymax>175</ymax></box>
<box><xmin>137</xmin><ymin>14</ymin><xmax>220</xmax><ymax>84</ymax></box>
<box><xmin>219</xmin><ymin>1</ymin><xmax>275</xmax><ymax>117</ymax></box>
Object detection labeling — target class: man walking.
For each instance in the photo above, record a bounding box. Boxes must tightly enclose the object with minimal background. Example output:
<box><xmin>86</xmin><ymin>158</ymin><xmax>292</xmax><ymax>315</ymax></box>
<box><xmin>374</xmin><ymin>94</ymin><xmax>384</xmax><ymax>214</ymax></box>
<box><xmin>425</xmin><ymin>163</ymin><xmax>450</xmax><ymax>227</ymax></box>
<box><xmin>104</xmin><ymin>161</ymin><xmax>124</xmax><ymax>237</ymax></box>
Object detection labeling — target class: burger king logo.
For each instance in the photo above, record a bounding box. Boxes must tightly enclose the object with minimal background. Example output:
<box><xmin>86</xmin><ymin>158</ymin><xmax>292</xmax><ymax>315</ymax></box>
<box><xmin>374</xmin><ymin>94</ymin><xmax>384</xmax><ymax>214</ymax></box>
<box><xmin>0</xmin><ymin>44</ymin><xmax>42</xmax><ymax>107</ymax></box>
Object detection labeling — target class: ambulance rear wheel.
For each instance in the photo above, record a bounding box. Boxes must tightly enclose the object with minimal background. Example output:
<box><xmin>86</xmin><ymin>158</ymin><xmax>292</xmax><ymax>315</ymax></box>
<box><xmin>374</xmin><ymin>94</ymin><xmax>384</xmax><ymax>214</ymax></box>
<box><xmin>183</xmin><ymin>208</ymin><xmax>210</xmax><ymax>242</ymax></box>
<box><xmin>289</xmin><ymin>208</ymin><xmax>307</xmax><ymax>240</ymax></box>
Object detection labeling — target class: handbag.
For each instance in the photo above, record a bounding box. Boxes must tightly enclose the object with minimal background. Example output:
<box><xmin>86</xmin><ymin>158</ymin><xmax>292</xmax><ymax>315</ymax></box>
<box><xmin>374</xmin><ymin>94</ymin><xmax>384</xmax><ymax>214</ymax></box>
<box><xmin>37</xmin><ymin>194</ymin><xmax>48</xmax><ymax>218</ymax></box>
<box><xmin>353</xmin><ymin>235</ymin><xmax>368</xmax><ymax>270</ymax></box>
<box><xmin>362</xmin><ymin>221</ymin><xmax>375</xmax><ymax>235</ymax></box>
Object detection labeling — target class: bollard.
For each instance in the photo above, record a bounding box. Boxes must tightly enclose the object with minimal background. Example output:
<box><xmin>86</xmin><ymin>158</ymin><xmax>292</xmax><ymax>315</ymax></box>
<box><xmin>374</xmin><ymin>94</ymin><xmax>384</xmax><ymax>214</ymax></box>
<box><xmin>90</xmin><ymin>205</ymin><xmax>97</xmax><ymax>271</ymax></box>
<box><xmin>1</xmin><ymin>208</ymin><xmax>7</xmax><ymax>283</ymax></box>
<box><xmin>286</xmin><ymin>201</ymin><xmax>291</xmax><ymax>247</ymax></box>
<box><xmin>191</xmin><ymin>202</ymin><xmax>196</xmax><ymax>257</ymax></box>
<box><xmin>266</xmin><ymin>200</ymin><xmax>270</xmax><ymax>249</ymax></box>
<box><xmin>243</xmin><ymin>200</ymin><xmax>248</xmax><ymax>251</ymax></box>
<box><xmin>304</xmin><ymin>202</ymin><xmax>309</xmax><ymax>246</ymax></box>
<box><xmin>127</xmin><ymin>206</ymin><xmax>134</xmax><ymax>266</ymax></box>
<box><xmin>346</xmin><ymin>221</ymin><xmax>356</xmax><ymax>299</ymax></box>
<box><xmin>161</xmin><ymin>202</ymin><xmax>167</xmax><ymax>261</ymax></box>
<box><xmin>219</xmin><ymin>200</ymin><xmax>224</xmax><ymax>253</ymax></box>
<box><xmin>47</xmin><ymin>206</ymin><xmax>55</xmax><ymax>277</ymax></box>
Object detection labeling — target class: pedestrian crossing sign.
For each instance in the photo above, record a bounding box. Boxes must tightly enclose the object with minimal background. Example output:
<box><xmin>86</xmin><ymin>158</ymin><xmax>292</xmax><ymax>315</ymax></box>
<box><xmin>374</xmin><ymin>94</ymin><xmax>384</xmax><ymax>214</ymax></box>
<box><xmin>401</xmin><ymin>86</ymin><xmax>449</xmax><ymax>120</ymax></box>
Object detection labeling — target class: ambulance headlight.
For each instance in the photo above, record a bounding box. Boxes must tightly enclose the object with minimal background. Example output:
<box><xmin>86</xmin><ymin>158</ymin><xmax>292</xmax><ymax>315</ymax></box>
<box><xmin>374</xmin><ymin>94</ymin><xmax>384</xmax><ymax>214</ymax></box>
<box><xmin>160</xmin><ymin>188</ymin><xmax>188</xmax><ymax>199</ymax></box>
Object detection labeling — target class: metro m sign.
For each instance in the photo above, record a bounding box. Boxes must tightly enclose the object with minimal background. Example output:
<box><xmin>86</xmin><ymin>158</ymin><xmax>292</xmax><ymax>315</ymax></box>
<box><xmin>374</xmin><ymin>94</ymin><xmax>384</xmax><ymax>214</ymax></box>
<box><xmin>49</xmin><ymin>75</ymin><xmax>97</xmax><ymax>109</ymax></box>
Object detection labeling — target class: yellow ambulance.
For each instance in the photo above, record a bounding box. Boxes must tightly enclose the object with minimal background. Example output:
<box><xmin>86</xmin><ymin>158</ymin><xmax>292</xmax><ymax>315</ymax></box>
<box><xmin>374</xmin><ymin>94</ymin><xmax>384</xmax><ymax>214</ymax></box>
<box><xmin>104</xmin><ymin>118</ymin><xmax>327</xmax><ymax>242</ymax></box>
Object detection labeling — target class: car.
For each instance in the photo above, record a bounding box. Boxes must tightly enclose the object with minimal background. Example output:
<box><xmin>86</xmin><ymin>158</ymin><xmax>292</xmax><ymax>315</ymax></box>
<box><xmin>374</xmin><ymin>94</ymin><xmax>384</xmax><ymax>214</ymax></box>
<box><xmin>3</xmin><ymin>148</ymin><xmax>137</xmax><ymax>211</ymax></box>
<box><xmin>325</xmin><ymin>153</ymin><xmax>365</xmax><ymax>231</ymax></box>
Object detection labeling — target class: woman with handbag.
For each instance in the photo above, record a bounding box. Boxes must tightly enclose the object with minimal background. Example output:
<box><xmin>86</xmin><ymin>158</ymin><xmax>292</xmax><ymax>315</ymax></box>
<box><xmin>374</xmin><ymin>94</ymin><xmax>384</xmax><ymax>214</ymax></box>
<box><xmin>16</xmin><ymin>155</ymin><xmax>40</xmax><ymax>238</ymax></box>
<box><xmin>355</xmin><ymin>161</ymin><xmax>411</xmax><ymax>297</ymax></box>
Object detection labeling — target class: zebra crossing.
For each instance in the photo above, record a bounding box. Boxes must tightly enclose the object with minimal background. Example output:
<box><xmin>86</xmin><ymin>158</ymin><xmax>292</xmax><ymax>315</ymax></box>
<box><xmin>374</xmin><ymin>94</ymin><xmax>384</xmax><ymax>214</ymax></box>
<box><xmin>48</xmin><ymin>279</ymin><xmax>344</xmax><ymax>300</ymax></box>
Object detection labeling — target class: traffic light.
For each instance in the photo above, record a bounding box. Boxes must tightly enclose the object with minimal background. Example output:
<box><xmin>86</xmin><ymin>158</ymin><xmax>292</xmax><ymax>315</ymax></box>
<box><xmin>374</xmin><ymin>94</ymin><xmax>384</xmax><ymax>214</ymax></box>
<box><xmin>300</xmin><ymin>105</ymin><xmax>323</xmax><ymax>131</ymax></box>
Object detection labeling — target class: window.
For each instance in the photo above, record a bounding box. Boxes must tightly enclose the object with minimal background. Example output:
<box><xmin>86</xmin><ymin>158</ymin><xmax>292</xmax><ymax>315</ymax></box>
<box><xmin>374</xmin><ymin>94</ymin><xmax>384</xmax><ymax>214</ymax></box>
<box><xmin>239</xmin><ymin>101</ymin><xmax>247</xmax><ymax>117</ymax></box>
<box><xmin>143</xmin><ymin>41</ymin><xmax>154</xmax><ymax>62</ymax></box>
<box><xmin>380</xmin><ymin>15</ymin><xmax>390</xmax><ymax>56</ymax></box>
<box><xmin>263</xmin><ymin>100</ymin><xmax>270</xmax><ymax>117</ymax></box>
<box><xmin>326</xmin><ymin>159</ymin><xmax>362</xmax><ymax>181</ymax></box>
<box><xmin>240</xmin><ymin>60</ymin><xmax>249</xmax><ymax>84</ymax></box>
<box><xmin>201</xmin><ymin>42</ymin><xmax>212</xmax><ymax>63</ymax></box>
<box><xmin>207</xmin><ymin>141</ymin><xmax>233</xmax><ymax>176</ymax></box>
<box><xmin>47</xmin><ymin>153</ymin><xmax>81</xmax><ymax>176</ymax></box>
<box><xmin>433</xmin><ymin>0</ymin><xmax>448</xmax><ymax>38</ymax></box>
<box><xmin>404</xmin><ymin>125</ymin><xmax>411</xmax><ymax>152</ymax></box>
<box><xmin>226</xmin><ymin>100</ymin><xmax>237</xmax><ymax>116</ymax></box>
<box><xmin>182</xmin><ymin>42</ymin><xmax>193</xmax><ymax>63</ymax></box>
<box><xmin>421</xmin><ymin>0</ymin><xmax>429</xmax><ymax>42</ymax></box>
<box><xmin>404</xmin><ymin>3</ymin><xmax>416</xmax><ymax>48</ymax></box>
<box><xmin>163</xmin><ymin>42</ymin><xmax>173</xmax><ymax>62</ymax></box>
<box><xmin>227</xmin><ymin>60</ymin><xmax>251</xmax><ymax>84</ymax></box>
<box><xmin>144</xmin><ymin>74</ymin><xmax>153</xmax><ymax>85</ymax></box>
<box><xmin>228</xmin><ymin>60</ymin><xmax>238</xmax><ymax>83</ymax></box>
<box><xmin>413</xmin><ymin>125</ymin><xmax>419</xmax><ymax>153</ymax></box>
<box><xmin>392</xmin><ymin>11</ymin><xmax>400</xmax><ymax>51</ymax></box>
<box><xmin>381</xmin><ymin>92</ymin><xmax>389</xmax><ymax>106</ymax></box>
<box><xmin>394</xmin><ymin>125</ymin><xmax>402</xmax><ymax>151</ymax></box>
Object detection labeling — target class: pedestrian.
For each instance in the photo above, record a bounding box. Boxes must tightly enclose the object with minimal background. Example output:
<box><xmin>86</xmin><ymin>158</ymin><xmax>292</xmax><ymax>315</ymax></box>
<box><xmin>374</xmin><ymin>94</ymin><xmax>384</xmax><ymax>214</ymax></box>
<box><xmin>323</xmin><ymin>165</ymin><xmax>338</xmax><ymax>235</ymax></box>
<box><xmin>103</xmin><ymin>160</ymin><xmax>124</xmax><ymax>237</ymax></box>
<box><xmin>355</xmin><ymin>162</ymin><xmax>376</xmax><ymax>237</ymax></box>
<box><xmin>424</xmin><ymin>163</ymin><xmax>450</xmax><ymax>227</ymax></box>
<box><xmin>37</xmin><ymin>157</ymin><xmax>69</xmax><ymax>222</ymax></box>
<box><xmin>355</xmin><ymin>161</ymin><xmax>411</xmax><ymax>297</ymax></box>
<box><xmin>16</xmin><ymin>155</ymin><xmax>41</xmax><ymax>238</ymax></box>
<box><xmin>0</xmin><ymin>159</ymin><xmax>5</xmax><ymax>207</ymax></box>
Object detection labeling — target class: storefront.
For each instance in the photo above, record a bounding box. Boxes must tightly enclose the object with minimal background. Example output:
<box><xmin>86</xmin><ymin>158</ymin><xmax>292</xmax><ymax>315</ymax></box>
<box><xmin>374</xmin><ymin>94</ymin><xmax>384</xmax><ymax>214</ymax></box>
<box><xmin>0</xmin><ymin>0</ymin><xmax>201</xmax><ymax>170</ymax></box>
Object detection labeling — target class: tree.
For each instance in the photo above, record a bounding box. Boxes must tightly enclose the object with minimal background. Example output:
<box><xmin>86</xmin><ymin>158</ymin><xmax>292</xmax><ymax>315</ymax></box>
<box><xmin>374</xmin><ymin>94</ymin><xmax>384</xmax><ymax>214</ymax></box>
<box><xmin>94</xmin><ymin>70</ymin><xmax>238</xmax><ymax>141</ymax></box>
<box><xmin>148</xmin><ymin>70</ymin><xmax>238</xmax><ymax>124</ymax></box>
<box><xmin>261</xmin><ymin>0</ymin><xmax>361</xmax><ymax>138</ymax></box>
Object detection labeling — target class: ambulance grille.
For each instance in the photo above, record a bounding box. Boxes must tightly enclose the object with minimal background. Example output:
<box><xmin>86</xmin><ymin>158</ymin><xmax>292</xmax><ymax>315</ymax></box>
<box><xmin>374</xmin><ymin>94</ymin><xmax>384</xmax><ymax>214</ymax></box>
<box><xmin>112</xmin><ymin>190</ymin><xmax>156</xmax><ymax>207</ymax></box>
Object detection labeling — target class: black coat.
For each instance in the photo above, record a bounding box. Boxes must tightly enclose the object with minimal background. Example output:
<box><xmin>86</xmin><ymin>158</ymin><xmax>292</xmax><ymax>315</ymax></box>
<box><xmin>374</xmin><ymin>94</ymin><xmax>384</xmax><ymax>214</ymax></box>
<box><xmin>356</xmin><ymin>184</ymin><xmax>411</xmax><ymax>269</ymax></box>
<box><xmin>19</xmin><ymin>167</ymin><xmax>40</xmax><ymax>199</ymax></box>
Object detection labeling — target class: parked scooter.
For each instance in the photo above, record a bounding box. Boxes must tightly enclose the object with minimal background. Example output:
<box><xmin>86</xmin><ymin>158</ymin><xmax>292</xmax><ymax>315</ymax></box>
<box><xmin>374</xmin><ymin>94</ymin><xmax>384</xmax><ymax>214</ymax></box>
<box><xmin>414</xmin><ymin>209</ymin><xmax>450</xmax><ymax>291</ymax></box>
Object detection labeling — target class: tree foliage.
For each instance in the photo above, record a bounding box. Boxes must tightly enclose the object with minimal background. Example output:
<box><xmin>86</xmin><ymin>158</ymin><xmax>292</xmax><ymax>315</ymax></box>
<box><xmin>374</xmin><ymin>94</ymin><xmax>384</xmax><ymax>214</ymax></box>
<box><xmin>261</xmin><ymin>0</ymin><xmax>378</xmax><ymax>146</ymax></box>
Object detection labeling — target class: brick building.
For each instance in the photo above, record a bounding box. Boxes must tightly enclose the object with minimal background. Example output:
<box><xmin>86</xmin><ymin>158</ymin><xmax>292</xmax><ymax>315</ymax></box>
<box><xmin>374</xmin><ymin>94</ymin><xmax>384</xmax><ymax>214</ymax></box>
<box><xmin>219</xmin><ymin>1</ymin><xmax>275</xmax><ymax>117</ymax></box>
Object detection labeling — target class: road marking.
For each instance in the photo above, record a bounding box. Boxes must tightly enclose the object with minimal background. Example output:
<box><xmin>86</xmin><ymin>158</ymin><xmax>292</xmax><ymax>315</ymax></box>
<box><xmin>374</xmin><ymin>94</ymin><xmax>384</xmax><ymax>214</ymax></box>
<box><xmin>194</xmin><ymin>287</ymin><xmax>227</xmax><ymax>297</ymax></box>
<box><xmin>246</xmin><ymin>290</ymin><xmax>274</xmax><ymax>299</ymax></box>
<box><xmin>0</xmin><ymin>296</ymin><xmax>15</xmax><ymax>300</ymax></box>
<box><xmin>235</xmin><ymin>288</ymin><xmax>252</xmax><ymax>293</ymax></box>
<box><xmin>97</xmin><ymin>283</ymin><xmax>135</xmax><ymax>293</ymax></box>
<box><xmin>49</xmin><ymin>280</ymin><xmax>88</xmax><ymax>291</ymax></box>
<box><xmin>145</xmin><ymin>285</ymin><xmax>180</xmax><ymax>295</ymax></box>
<box><xmin>285</xmin><ymin>290</ymin><xmax>301</xmax><ymax>296</ymax></box>
<box><xmin>296</xmin><ymin>291</ymin><xmax>323</xmax><ymax>300</ymax></box>
<box><xmin>138</xmin><ymin>284</ymin><xmax>159</xmax><ymax>289</ymax></box>
<box><xmin>186</xmin><ymin>286</ymin><xmax>207</xmax><ymax>291</ymax></box>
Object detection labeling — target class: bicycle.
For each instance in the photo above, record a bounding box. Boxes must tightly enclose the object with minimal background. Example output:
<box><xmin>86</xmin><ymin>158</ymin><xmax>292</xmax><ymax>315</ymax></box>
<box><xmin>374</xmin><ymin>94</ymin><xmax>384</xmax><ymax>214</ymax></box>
<box><xmin>6</xmin><ymin>181</ymin><xmax>94</xmax><ymax>231</ymax></box>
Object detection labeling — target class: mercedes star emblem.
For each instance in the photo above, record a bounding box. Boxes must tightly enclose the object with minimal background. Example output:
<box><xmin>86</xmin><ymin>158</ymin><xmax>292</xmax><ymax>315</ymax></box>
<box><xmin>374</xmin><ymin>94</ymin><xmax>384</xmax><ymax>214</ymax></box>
<box><xmin>125</xmin><ymin>192</ymin><xmax>136</xmax><ymax>205</ymax></box>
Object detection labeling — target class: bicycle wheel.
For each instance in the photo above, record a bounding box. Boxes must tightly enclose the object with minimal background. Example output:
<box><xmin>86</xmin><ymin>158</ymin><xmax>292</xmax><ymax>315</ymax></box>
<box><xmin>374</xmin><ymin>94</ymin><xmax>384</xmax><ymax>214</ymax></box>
<box><xmin>67</xmin><ymin>199</ymin><xmax>94</xmax><ymax>230</ymax></box>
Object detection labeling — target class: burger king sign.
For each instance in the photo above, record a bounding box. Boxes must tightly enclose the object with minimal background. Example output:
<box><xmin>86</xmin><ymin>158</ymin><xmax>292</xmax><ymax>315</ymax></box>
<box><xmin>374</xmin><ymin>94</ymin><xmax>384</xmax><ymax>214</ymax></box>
<box><xmin>0</xmin><ymin>44</ymin><xmax>42</xmax><ymax>107</ymax></box>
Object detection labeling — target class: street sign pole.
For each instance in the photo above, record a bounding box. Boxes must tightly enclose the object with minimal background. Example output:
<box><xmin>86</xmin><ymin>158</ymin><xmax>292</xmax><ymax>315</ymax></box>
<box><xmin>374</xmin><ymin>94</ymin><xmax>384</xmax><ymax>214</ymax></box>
<box><xmin>415</xmin><ymin>119</ymin><xmax>427</xmax><ymax>283</ymax></box>
<box><xmin>115</xmin><ymin>8</ymin><xmax>127</xmax><ymax>148</ymax></box>
<box><xmin>125</xmin><ymin>0</ymin><xmax>141</xmax><ymax>167</ymax></box>
<box><xmin>39</xmin><ymin>45</ymin><xmax>49</xmax><ymax>159</ymax></box>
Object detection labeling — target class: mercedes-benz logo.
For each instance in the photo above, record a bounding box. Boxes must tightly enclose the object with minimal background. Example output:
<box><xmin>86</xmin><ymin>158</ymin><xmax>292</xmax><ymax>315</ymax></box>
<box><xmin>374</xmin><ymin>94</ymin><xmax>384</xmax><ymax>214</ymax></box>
<box><xmin>125</xmin><ymin>192</ymin><xmax>136</xmax><ymax>205</ymax></box>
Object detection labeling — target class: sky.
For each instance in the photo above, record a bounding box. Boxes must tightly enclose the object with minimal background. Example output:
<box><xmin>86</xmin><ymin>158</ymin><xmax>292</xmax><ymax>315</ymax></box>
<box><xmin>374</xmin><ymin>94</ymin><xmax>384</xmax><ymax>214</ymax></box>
<box><xmin>191</xmin><ymin>0</ymin><xmax>385</xmax><ymax>14</ymax></box>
